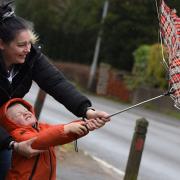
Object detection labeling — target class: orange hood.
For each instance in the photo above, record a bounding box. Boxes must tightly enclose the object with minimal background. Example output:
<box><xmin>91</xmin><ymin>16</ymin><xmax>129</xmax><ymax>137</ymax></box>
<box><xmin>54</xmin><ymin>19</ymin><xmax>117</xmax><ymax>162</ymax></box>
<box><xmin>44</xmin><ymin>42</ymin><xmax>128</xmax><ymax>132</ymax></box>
<box><xmin>0</xmin><ymin>98</ymin><xmax>36</xmax><ymax>133</ymax></box>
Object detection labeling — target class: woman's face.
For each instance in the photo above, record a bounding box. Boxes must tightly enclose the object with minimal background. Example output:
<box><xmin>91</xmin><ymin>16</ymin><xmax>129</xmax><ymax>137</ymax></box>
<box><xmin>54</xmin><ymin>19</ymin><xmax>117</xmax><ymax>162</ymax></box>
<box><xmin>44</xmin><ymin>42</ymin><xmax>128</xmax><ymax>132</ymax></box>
<box><xmin>0</xmin><ymin>30</ymin><xmax>32</xmax><ymax>68</ymax></box>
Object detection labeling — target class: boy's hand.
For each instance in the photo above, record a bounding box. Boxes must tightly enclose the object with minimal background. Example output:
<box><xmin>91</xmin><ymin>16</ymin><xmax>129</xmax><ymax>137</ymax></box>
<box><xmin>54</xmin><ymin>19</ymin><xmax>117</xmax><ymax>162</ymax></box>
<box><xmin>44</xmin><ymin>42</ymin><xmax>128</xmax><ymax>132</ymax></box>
<box><xmin>64</xmin><ymin>121</ymin><xmax>89</xmax><ymax>136</ymax></box>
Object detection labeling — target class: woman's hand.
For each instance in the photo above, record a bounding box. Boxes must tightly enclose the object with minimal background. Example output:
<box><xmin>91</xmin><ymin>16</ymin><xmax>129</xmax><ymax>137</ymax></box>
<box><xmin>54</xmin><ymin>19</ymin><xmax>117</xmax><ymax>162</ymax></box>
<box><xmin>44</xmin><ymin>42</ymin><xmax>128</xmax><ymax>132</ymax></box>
<box><xmin>85</xmin><ymin>109</ymin><xmax>110</xmax><ymax>131</ymax></box>
<box><xmin>14</xmin><ymin>137</ymin><xmax>45</xmax><ymax>158</ymax></box>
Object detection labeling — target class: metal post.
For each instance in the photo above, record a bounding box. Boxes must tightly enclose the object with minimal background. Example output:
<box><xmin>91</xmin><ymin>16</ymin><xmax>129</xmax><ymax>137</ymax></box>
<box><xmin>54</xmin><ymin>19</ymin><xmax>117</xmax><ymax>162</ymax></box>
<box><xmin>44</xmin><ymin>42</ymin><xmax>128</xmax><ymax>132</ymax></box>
<box><xmin>124</xmin><ymin>118</ymin><xmax>149</xmax><ymax>180</ymax></box>
<box><xmin>34</xmin><ymin>89</ymin><xmax>46</xmax><ymax>119</ymax></box>
<box><xmin>87</xmin><ymin>0</ymin><xmax>109</xmax><ymax>91</ymax></box>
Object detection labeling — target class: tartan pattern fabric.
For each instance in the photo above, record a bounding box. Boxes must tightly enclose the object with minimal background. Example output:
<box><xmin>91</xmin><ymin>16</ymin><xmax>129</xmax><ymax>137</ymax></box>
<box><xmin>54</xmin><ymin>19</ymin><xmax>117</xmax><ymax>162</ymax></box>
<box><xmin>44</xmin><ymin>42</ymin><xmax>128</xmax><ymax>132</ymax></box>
<box><xmin>160</xmin><ymin>0</ymin><xmax>180</xmax><ymax>108</ymax></box>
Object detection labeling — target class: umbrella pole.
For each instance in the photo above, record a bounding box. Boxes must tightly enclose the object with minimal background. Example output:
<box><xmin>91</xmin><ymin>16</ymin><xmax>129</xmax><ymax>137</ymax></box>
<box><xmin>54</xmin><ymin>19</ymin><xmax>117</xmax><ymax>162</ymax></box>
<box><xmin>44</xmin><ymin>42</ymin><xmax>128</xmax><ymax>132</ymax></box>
<box><xmin>108</xmin><ymin>91</ymin><xmax>171</xmax><ymax>118</ymax></box>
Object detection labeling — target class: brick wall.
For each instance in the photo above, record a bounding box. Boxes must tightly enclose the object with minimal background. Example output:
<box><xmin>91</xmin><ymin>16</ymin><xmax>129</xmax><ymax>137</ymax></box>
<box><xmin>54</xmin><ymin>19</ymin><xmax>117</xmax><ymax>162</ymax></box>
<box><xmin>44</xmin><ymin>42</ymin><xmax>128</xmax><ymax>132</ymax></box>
<box><xmin>96</xmin><ymin>63</ymin><xmax>131</xmax><ymax>102</ymax></box>
<box><xmin>54</xmin><ymin>62</ymin><xmax>90</xmax><ymax>88</ymax></box>
<box><xmin>54</xmin><ymin>61</ymin><xmax>179</xmax><ymax>112</ymax></box>
<box><xmin>107</xmin><ymin>70</ymin><xmax>130</xmax><ymax>102</ymax></box>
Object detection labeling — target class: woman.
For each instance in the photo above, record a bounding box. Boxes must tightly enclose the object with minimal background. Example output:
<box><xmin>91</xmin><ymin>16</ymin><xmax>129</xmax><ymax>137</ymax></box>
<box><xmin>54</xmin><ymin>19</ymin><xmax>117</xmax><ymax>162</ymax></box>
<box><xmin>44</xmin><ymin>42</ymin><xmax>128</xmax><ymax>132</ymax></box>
<box><xmin>0</xmin><ymin>2</ymin><xmax>110</xmax><ymax>179</ymax></box>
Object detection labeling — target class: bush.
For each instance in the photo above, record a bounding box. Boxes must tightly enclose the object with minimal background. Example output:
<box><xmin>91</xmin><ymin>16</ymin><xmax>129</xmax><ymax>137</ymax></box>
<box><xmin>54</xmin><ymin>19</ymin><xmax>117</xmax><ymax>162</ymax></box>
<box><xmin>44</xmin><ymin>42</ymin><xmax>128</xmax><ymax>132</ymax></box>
<box><xmin>125</xmin><ymin>43</ymin><xmax>168</xmax><ymax>90</ymax></box>
<box><xmin>125</xmin><ymin>45</ymin><xmax>150</xmax><ymax>90</ymax></box>
<box><xmin>146</xmin><ymin>43</ymin><xmax>167</xmax><ymax>89</ymax></box>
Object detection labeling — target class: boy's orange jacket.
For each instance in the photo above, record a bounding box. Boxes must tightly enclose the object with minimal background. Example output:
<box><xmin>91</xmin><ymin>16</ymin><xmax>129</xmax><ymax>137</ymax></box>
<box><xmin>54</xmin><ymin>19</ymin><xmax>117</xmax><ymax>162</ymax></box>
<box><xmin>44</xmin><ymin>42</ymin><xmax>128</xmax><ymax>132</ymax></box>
<box><xmin>0</xmin><ymin>98</ymin><xmax>88</xmax><ymax>180</ymax></box>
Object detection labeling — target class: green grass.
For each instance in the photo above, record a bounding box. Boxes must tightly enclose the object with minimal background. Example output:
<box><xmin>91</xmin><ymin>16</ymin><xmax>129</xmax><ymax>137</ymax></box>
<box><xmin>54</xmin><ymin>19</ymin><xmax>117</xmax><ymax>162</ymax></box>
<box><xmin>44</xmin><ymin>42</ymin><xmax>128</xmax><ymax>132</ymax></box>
<box><xmin>59</xmin><ymin>143</ymin><xmax>75</xmax><ymax>151</ymax></box>
<box><xmin>144</xmin><ymin>103</ymin><xmax>180</xmax><ymax>120</ymax></box>
<box><xmin>166</xmin><ymin>111</ymin><xmax>180</xmax><ymax>119</ymax></box>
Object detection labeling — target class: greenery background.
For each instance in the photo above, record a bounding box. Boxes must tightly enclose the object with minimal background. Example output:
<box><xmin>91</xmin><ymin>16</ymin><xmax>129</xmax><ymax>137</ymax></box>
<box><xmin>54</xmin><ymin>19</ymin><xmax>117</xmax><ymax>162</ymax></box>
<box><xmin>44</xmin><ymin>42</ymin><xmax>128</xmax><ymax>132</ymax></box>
<box><xmin>15</xmin><ymin>0</ymin><xmax>180</xmax><ymax>89</ymax></box>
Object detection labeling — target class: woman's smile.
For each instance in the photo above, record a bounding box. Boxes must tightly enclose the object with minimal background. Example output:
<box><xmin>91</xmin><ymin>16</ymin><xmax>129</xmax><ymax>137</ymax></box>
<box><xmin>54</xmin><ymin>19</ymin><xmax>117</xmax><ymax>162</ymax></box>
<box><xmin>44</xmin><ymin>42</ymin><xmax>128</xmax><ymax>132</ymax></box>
<box><xmin>0</xmin><ymin>30</ymin><xmax>32</xmax><ymax>68</ymax></box>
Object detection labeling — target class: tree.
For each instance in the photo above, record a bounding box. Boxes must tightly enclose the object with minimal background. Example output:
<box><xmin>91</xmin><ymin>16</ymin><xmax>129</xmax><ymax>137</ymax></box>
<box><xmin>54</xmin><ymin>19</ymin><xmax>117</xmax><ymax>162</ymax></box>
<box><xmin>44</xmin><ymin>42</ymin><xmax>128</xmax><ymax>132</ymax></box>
<box><xmin>15</xmin><ymin>0</ymin><xmax>67</xmax><ymax>54</ymax></box>
<box><xmin>101</xmin><ymin>0</ymin><xmax>158</xmax><ymax>71</ymax></box>
<box><xmin>15</xmin><ymin>0</ymin><xmax>104</xmax><ymax>62</ymax></box>
<box><xmin>15</xmin><ymin>0</ymin><xmax>180</xmax><ymax>71</ymax></box>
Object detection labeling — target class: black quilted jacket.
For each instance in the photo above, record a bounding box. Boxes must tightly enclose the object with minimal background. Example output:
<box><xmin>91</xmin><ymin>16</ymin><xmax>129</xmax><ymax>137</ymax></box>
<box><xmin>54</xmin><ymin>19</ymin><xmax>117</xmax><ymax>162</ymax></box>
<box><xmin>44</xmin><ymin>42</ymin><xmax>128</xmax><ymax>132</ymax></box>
<box><xmin>0</xmin><ymin>45</ymin><xmax>91</xmax><ymax>148</ymax></box>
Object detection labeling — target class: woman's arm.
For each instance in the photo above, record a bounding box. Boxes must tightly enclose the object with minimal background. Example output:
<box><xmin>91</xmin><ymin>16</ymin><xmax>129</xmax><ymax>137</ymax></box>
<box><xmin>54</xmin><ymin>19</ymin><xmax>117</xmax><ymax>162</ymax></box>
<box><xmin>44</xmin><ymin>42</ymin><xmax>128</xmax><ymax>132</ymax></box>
<box><xmin>13</xmin><ymin>138</ymin><xmax>44</xmax><ymax>158</ymax></box>
<box><xmin>31</xmin><ymin>48</ymin><xmax>110</xmax><ymax>128</ymax></box>
<box><xmin>32</xmin><ymin>53</ymin><xmax>91</xmax><ymax>117</ymax></box>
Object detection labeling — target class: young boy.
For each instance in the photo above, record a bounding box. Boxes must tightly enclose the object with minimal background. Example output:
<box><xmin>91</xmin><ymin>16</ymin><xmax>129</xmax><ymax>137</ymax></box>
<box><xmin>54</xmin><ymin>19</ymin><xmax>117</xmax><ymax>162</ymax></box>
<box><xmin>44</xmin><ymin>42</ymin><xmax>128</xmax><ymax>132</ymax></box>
<box><xmin>0</xmin><ymin>98</ymin><xmax>92</xmax><ymax>180</ymax></box>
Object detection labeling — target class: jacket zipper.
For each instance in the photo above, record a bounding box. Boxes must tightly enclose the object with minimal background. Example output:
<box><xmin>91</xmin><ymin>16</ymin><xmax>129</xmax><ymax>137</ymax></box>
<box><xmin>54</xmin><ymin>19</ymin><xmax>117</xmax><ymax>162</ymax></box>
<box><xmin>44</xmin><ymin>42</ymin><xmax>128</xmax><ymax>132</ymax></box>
<box><xmin>48</xmin><ymin>149</ymin><xmax>53</xmax><ymax>180</ymax></box>
<box><xmin>10</xmin><ymin>71</ymin><xmax>31</xmax><ymax>98</ymax></box>
<box><xmin>28</xmin><ymin>149</ymin><xmax>53</xmax><ymax>180</ymax></box>
<box><xmin>29</xmin><ymin>127</ymin><xmax>40</xmax><ymax>180</ymax></box>
<box><xmin>29</xmin><ymin>154</ymin><xmax>40</xmax><ymax>180</ymax></box>
<box><xmin>0</xmin><ymin>66</ymin><xmax>29</xmax><ymax>99</ymax></box>
<box><xmin>10</xmin><ymin>61</ymin><xmax>36</xmax><ymax>98</ymax></box>
<box><xmin>29</xmin><ymin>126</ymin><xmax>53</xmax><ymax>180</ymax></box>
<box><xmin>10</xmin><ymin>52</ymin><xmax>41</xmax><ymax>98</ymax></box>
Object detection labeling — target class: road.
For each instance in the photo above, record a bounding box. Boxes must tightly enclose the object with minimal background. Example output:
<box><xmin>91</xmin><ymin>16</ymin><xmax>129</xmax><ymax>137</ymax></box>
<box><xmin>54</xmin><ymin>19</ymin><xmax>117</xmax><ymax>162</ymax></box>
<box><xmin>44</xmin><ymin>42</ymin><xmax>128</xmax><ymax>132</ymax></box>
<box><xmin>25</xmin><ymin>83</ymin><xmax>180</xmax><ymax>180</ymax></box>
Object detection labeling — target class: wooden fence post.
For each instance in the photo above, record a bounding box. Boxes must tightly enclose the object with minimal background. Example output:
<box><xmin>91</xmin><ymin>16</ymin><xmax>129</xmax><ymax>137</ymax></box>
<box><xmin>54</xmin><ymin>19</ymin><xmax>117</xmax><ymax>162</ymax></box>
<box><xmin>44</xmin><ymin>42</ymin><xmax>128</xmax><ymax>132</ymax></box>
<box><xmin>124</xmin><ymin>118</ymin><xmax>149</xmax><ymax>180</ymax></box>
<box><xmin>34</xmin><ymin>89</ymin><xmax>46</xmax><ymax>119</ymax></box>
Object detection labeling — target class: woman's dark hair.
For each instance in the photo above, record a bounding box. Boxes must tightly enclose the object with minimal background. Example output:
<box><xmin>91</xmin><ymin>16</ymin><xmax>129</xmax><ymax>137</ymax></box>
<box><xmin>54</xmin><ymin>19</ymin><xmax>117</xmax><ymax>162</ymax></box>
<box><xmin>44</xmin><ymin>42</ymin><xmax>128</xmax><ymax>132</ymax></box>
<box><xmin>0</xmin><ymin>1</ymin><xmax>31</xmax><ymax>44</ymax></box>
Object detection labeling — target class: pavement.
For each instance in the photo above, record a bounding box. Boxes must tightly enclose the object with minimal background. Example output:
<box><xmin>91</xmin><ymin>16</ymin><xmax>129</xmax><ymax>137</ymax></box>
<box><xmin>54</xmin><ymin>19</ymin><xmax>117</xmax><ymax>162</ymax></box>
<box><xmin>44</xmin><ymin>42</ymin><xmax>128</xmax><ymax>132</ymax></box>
<box><xmin>56</xmin><ymin>144</ymin><xmax>124</xmax><ymax>180</ymax></box>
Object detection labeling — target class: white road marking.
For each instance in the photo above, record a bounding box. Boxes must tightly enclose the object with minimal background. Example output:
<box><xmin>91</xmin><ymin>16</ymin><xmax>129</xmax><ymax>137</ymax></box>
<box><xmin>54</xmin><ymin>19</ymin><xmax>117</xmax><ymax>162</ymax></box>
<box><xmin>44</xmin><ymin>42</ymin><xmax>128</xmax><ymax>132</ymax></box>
<box><xmin>84</xmin><ymin>151</ymin><xmax>125</xmax><ymax>177</ymax></box>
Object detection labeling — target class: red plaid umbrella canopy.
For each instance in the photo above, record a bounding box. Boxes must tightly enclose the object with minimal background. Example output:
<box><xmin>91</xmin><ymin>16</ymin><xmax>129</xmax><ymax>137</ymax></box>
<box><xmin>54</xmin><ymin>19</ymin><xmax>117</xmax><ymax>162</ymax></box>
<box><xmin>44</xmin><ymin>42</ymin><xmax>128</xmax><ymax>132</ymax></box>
<box><xmin>106</xmin><ymin>0</ymin><xmax>180</xmax><ymax>118</ymax></box>
<box><xmin>160</xmin><ymin>0</ymin><xmax>180</xmax><ymax>109</ymax></box>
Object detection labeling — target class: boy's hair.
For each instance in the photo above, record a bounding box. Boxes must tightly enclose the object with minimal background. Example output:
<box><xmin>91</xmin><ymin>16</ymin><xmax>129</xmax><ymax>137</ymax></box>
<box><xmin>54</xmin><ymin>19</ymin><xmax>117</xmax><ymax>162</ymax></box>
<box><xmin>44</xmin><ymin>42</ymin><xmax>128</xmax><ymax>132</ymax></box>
<box><xmin>7</xmin><ymin>102</ymin><xmax>29</xmax><ymax>111</ymax></box>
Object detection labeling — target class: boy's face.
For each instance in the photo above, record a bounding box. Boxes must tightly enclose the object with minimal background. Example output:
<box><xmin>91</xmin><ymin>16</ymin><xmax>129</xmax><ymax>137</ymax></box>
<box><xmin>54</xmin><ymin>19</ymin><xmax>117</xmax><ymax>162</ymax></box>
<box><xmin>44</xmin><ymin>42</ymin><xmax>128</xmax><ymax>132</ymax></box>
<box><xmin>6</xmin><ymin>104</ymin><xmax>36</xmax><ymax>126</ymax></box>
